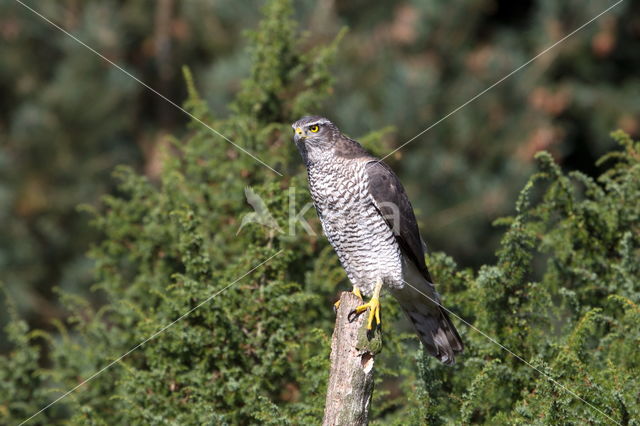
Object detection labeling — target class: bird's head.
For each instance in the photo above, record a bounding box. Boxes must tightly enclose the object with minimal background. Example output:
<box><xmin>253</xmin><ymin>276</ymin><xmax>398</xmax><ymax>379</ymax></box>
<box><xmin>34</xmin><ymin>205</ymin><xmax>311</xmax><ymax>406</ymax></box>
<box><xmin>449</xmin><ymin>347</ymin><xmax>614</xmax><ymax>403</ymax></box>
<box><xmin>292</xmin><ymin>116</ymin><xmax>337</xmax><ymax>145</ymax></box>
<box><xmin>291</xmin><ymin>116</ymin><xmax>342</xmax><ymax>165</ymax></box>
<box><xmin>291</xmin><ymin>116</ymin><xmax>369</xmax><ymax>166</ymax></box>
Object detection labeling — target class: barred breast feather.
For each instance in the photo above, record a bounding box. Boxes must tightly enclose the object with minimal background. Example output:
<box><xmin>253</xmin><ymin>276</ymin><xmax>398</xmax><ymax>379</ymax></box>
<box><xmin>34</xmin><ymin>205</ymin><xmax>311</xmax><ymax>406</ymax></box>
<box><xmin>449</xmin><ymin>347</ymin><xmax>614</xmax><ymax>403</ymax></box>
<box><xmin>293</xmin><ymin>115</ymin><xmax>463</xmax><ymax>365</ymax></box>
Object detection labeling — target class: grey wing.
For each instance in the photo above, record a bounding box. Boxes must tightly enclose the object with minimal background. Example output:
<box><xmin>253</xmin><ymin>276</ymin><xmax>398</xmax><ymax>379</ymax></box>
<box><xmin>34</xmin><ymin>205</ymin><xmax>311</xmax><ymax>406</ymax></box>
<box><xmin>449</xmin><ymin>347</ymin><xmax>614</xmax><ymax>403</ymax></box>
<box><xmin>367</xmin><ymin>160</ymin><xmax>464</xmax><ymax>363</ymax></box>
<box><xmin>365</xmin><ymin>160</ymin><xmax>432</xmax><ymax>282</ymax></box>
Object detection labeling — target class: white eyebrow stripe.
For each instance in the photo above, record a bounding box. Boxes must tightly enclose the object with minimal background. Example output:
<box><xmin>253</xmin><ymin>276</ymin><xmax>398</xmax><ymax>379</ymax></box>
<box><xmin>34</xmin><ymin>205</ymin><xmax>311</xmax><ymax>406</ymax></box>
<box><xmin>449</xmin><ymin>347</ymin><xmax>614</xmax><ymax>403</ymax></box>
<box><xmin>306</xmin><ymin>119</ymin><xmax>329</xmax><ymax>127</ymax></box>
<box><xmin>292</xmin><ymin>117</ymin><xmax>331</xmax><ymax>128</ymax></box>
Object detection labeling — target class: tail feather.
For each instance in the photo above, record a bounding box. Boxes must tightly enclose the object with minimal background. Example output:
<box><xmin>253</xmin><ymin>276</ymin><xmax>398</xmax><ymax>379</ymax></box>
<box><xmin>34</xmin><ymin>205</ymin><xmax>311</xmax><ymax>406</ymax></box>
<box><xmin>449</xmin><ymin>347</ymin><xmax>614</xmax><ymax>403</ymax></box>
<box><xmin>406</xmin><ymin>306</ymin><xmax>463</xmax><ymax>365</ymax></box>
<box><xmin>393</xmin><ymin>279</ymin><xmax>464</xmax><ymax>365</ymax></box>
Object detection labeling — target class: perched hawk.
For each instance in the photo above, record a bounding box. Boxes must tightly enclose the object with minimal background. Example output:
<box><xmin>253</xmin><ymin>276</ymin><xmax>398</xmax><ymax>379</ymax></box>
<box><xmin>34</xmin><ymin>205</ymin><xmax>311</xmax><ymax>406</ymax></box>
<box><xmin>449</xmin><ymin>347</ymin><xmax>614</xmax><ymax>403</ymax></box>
<box><xmin>292</xmin><ymin>116</ymin><xmax>463</xmax><ymax>365</ymax></box>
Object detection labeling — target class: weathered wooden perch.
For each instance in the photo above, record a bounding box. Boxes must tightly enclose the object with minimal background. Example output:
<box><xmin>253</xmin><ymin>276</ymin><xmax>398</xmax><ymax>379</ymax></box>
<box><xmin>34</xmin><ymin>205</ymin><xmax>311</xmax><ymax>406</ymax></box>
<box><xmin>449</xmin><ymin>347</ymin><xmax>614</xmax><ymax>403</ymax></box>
<box><xmin>323</xmin><ymin>291</ymin><xmax>383</xmax><ymax>426</ymax></box>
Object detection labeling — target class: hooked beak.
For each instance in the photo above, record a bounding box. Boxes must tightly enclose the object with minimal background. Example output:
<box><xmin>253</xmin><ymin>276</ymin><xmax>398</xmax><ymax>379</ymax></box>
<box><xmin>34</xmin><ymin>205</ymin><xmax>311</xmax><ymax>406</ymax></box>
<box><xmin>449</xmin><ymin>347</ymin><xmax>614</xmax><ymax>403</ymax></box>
<box><xmin>294</xmin><ymin>127</ymin><xmax>305</xmax><ymax>143</ymax></box>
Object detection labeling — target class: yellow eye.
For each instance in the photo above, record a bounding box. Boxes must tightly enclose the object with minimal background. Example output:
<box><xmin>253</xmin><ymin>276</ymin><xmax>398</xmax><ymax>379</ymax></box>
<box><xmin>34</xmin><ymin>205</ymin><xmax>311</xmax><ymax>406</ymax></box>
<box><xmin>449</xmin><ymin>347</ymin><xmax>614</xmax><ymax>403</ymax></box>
<box><xmin>309</xmin><ymin>125</ymin><xmax>319</xmax><ymax>133</ymax></box>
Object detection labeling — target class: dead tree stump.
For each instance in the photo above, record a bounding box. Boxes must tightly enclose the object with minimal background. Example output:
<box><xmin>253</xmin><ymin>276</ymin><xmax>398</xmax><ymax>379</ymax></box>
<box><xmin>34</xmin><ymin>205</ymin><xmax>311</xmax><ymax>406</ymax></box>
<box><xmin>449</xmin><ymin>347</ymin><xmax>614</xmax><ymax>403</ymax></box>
<box><xmin>322</xmin><ymin>291</ymin><xmax>383</xmax><ymax>426</ymax></box>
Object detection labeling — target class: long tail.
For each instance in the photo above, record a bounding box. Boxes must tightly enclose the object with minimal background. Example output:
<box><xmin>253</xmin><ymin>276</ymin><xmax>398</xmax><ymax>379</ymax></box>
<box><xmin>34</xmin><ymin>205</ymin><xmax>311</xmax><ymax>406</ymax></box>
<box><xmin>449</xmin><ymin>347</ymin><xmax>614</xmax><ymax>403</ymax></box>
<box><xmin>393</xmin><ymin>278</ymin><xmax>463</xmax><ymax>365</ymax></box>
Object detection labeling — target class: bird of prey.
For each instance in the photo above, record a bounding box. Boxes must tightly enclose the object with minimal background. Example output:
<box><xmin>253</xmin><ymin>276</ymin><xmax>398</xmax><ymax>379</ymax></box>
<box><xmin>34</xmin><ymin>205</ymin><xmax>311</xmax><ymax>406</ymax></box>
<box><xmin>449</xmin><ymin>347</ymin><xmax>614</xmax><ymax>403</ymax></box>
<box><xmin>292</xmin><ymin>116</ymin><xmax>463</xmax><ymax>365</ymax></box>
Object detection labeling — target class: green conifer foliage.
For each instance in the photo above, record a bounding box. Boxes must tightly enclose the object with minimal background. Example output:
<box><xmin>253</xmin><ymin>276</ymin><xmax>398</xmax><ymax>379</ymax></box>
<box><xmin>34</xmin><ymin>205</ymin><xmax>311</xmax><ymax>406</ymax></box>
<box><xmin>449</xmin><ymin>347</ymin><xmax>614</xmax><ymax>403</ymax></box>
<box><xmin>395</xmin><ymin>131</ymin><xmax>639</xmax><ymax>425</ymax></box>
<box><xmin>1</xmin><ymin>1</ymin><xmax>638</xmax><ymax>424</ymax></box>
<box><xmin>2</xmin><ymin>1</ymin><xmax>350</xmax><ymax>423</ymax></box>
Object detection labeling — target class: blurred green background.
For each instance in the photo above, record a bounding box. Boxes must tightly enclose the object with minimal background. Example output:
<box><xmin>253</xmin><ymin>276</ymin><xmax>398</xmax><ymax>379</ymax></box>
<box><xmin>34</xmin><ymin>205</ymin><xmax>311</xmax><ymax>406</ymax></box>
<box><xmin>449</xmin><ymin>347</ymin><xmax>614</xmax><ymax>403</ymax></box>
<box><xmin>1</xmin><ymin>0</ymin><xmax>639</xmax><ymax>339</ymax></box>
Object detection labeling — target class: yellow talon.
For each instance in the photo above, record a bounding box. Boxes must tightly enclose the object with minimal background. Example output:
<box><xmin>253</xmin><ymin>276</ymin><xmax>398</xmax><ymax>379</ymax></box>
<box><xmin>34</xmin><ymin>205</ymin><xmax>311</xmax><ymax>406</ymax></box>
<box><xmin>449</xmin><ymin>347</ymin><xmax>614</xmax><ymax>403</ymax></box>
<box><xmin>353</xmin><ymin>287</ymin><xmax>362</xmax><ymax>299</ymax></box>
<box><xmin>349</xmin><ymin>279</ymin><xmax>383</xmax><ymax>330</ymax></box>
<box><xmin>353</xmin><ymin>297</ymin><xmax>381</xmax><ymax>330</ymax></box>
<box><xmin>334</xmin><ymin>287</ymin><xmax>363</xmax><ymax>312</ymax></box>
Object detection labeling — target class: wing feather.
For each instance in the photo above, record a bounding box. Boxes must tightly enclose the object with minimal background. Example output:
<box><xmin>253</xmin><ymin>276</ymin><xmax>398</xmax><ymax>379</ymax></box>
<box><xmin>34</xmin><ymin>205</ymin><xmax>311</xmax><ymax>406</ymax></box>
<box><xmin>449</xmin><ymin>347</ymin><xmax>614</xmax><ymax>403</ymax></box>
<box><xmin>365</xmin><ymin>160</ymin><xmax>432</xmax><ymax>282</ymax></box>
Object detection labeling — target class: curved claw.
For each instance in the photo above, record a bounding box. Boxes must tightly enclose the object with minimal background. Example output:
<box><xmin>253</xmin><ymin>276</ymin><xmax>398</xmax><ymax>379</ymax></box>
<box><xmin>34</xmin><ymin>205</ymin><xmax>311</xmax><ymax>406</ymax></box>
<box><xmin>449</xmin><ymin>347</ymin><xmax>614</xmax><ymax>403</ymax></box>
<box><xmin>347</xmin><ymin>309</ymin><xmax>359</xmax><ymax>323</ymax></box>
<box><xmin>347</xmin><ymin>280</ymin><xmax>383</xmax><ymax>329</ymax></box>
<box><xmin>348</xmin><ymin>297</ymin><xmax>381</xmax><ymax>330</ymax></box>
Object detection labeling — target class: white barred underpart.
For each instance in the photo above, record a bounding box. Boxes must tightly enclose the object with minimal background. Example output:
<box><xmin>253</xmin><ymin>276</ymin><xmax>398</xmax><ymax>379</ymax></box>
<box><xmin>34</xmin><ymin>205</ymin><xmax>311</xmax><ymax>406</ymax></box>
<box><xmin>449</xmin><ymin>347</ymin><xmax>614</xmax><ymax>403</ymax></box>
<box><xmin>307</xmin><ymin>155</ymin><xmax>403</xmax><ymax>297</ymax></box>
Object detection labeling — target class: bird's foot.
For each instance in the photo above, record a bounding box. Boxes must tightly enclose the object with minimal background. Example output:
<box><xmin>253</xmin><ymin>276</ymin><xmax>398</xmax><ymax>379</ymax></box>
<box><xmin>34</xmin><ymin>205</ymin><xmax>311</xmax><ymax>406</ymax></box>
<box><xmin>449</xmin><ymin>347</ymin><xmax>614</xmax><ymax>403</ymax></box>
<box><xmin>334</xmin><ymin>287</ymin><xmax>363</xmax><ymax>312</ymax></box>
<box><xmin>348</xmin><ymin>296</ymin><xmax>381</xmax><ymax>330</ymax></box>
<box><xmin>348</xmin><ymin>279</ymin><xmax>382</xmax><ymax>329</ymax></box>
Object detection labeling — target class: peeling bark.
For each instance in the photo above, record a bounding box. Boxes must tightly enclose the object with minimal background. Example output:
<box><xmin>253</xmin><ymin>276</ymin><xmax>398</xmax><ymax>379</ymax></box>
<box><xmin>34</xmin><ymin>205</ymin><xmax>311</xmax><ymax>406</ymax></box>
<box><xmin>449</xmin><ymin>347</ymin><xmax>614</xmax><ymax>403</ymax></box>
<box><xmin>323</xmin><ymin>291</ymin><xmax>382</xmax><ymax>426</ymax></box>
